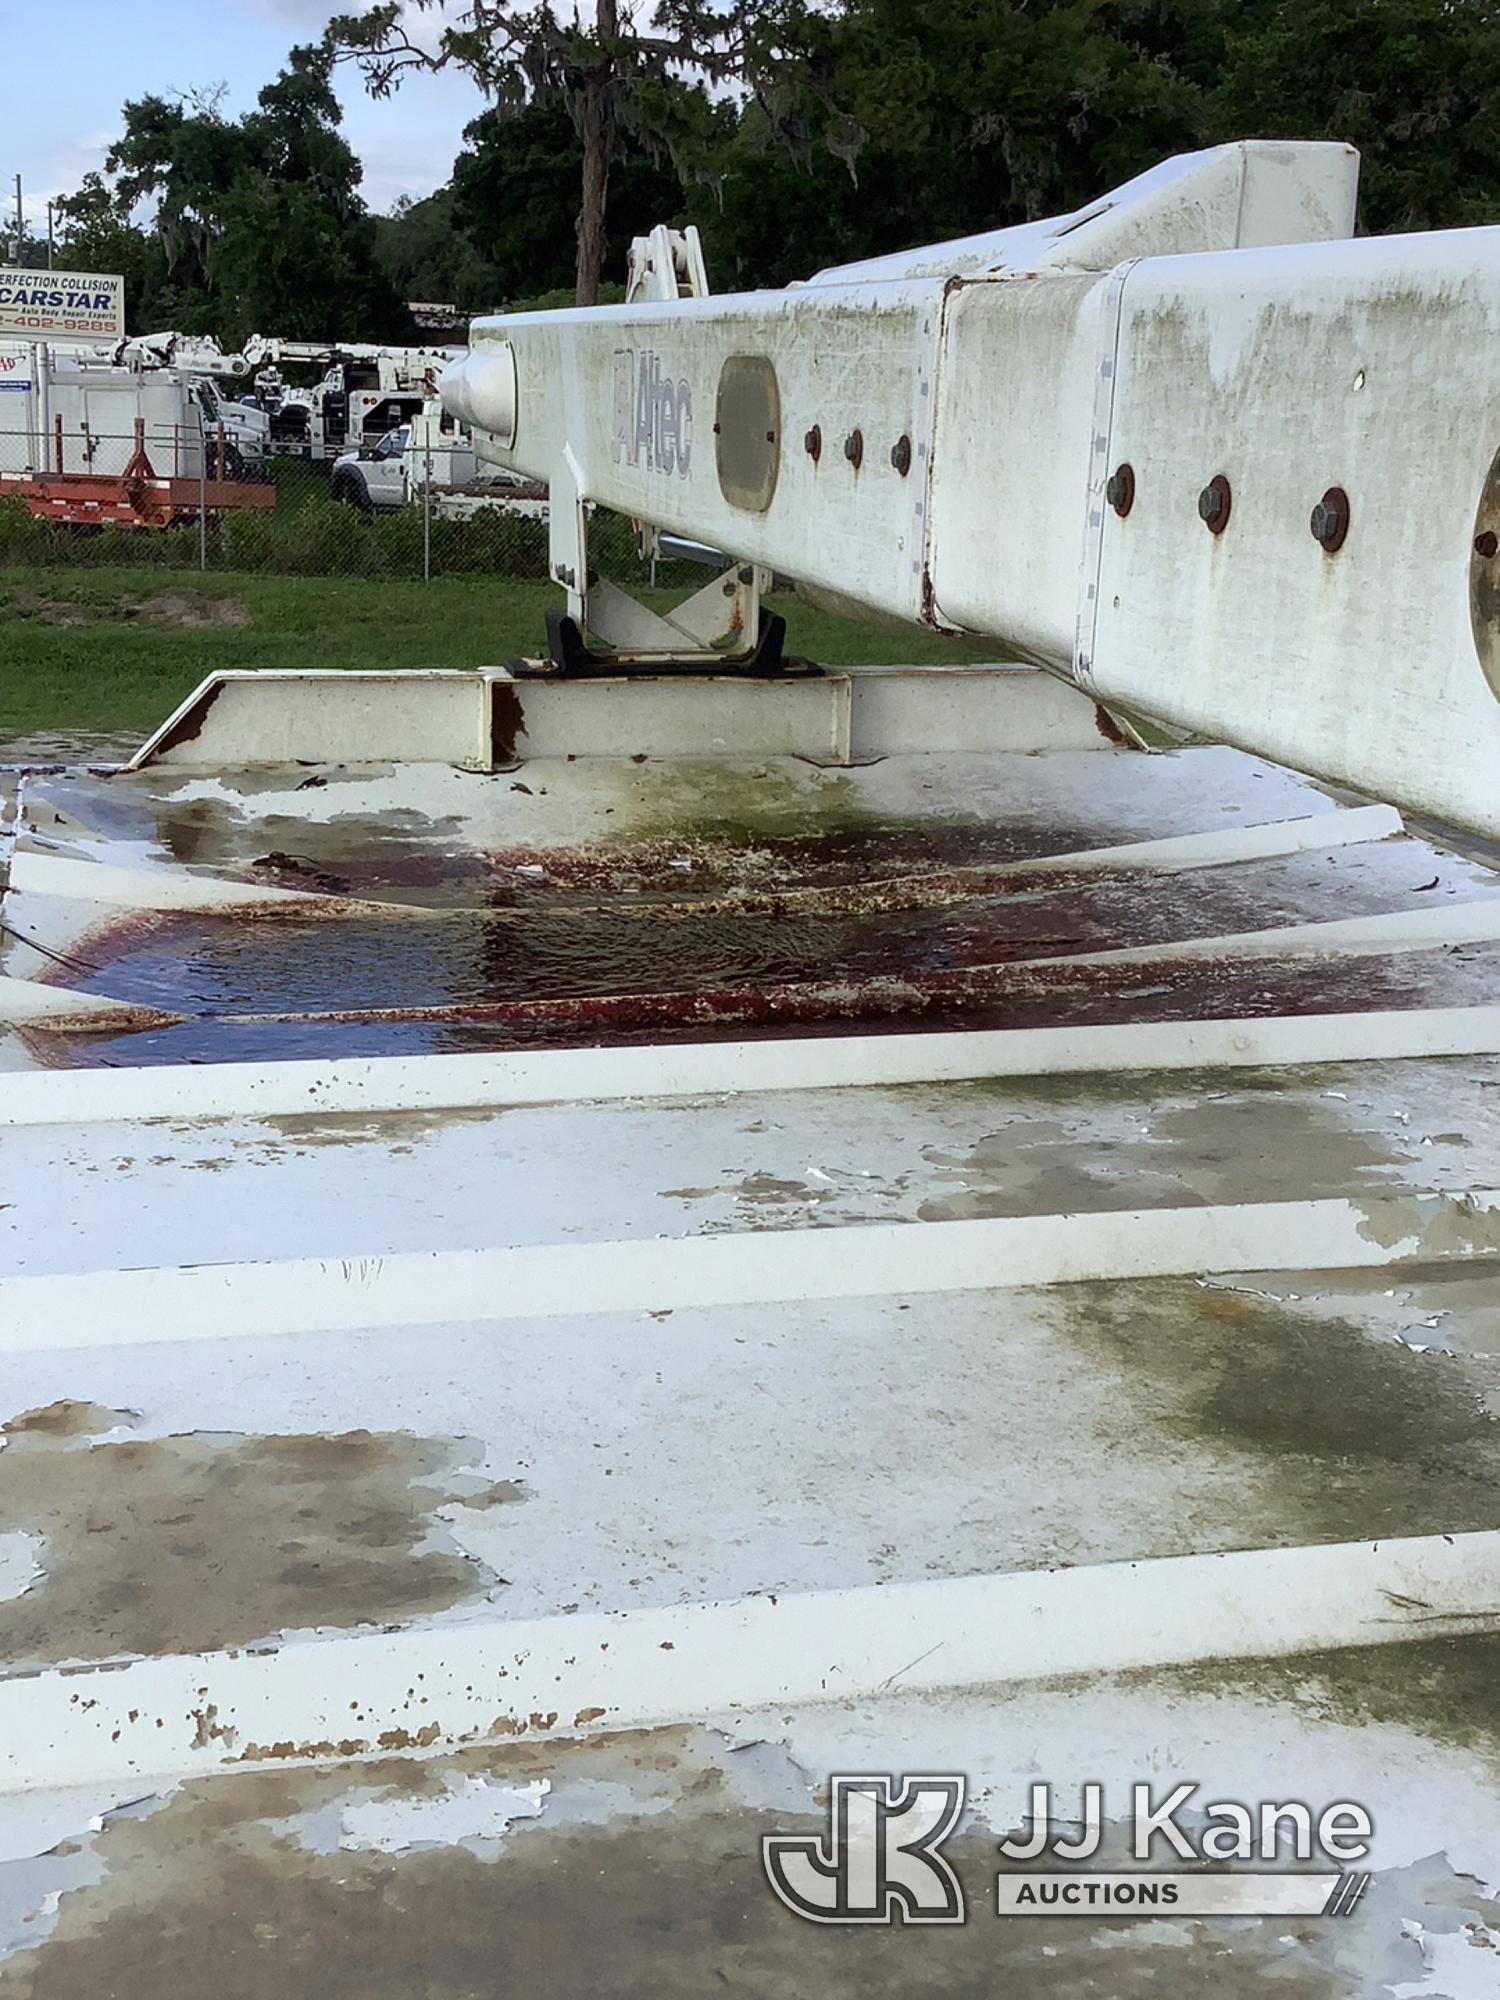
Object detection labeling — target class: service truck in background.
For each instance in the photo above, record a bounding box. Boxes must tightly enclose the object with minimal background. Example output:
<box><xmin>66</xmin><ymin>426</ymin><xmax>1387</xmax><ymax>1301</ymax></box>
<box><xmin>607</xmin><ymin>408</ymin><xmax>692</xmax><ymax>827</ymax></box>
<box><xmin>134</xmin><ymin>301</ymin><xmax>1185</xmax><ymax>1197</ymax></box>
<box><xmin>328</xmin><ymin>405</ymin><xmax>544</xmax><ymax>519</ymax></box>
<box><xmin>242</xmin><ymin>340</ymin><xmax>460</xmax><ymax>462</ymax></box>
<box><xmin>1</xmin><ymin>264</ymin><xmax>267</xmax><ymax>508</ymax></box>
<box><xmin>0</xmin><ymin>340</ymin><xmax>272</xmax><ymax>526</ymax></box>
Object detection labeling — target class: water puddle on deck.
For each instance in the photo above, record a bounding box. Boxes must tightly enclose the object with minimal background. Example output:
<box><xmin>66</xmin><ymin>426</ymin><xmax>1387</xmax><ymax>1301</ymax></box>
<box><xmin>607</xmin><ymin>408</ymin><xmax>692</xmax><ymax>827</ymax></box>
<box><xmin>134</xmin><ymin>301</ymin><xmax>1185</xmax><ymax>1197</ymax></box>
<box><xmin>22</xmin><ymin>825</ymin><xmax>1500</xmax><ymax>1068</ymax></box>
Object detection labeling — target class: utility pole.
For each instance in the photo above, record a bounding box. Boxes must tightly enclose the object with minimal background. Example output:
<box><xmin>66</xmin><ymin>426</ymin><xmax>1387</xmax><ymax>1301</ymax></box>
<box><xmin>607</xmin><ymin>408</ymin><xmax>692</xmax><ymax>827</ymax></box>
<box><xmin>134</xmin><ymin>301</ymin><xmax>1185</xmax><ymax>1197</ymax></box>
<box><xmin>12</xmin><ymin>175</ymin><xmax>21</xmax><ymax>265</ymax></box>
<box><xmin>46</xmin><ymin>202</ymin><xmax>54</xmax><ymax>270</ymax></box>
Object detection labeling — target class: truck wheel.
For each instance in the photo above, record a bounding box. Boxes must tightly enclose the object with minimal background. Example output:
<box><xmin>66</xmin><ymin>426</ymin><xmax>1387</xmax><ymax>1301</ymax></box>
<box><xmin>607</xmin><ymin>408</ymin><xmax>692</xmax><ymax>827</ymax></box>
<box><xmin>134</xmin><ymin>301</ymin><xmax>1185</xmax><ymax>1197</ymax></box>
<box><xmin>331</xmin><ymin>470</ymin><xmax>371</xmax><ymax>512</ymax></box>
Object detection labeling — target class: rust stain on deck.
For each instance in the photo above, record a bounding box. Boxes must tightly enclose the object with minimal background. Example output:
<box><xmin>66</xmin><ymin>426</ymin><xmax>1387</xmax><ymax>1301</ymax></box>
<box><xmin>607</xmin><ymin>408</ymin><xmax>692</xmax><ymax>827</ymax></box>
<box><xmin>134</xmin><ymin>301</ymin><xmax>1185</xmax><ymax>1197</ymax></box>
<box><xmin>490</xmin><ymin>683</ymin><xmax>527</xmax><ymax>766</ymax></box>
<box><xmin>139</xmin><ymin>681</ymin><xmax>225</xmax><ymax>761</ymax></box>
<box><xmin>3</xmin><ymin>1400</ymin><xmax>133</xmax><ymax>1441</ymax></box>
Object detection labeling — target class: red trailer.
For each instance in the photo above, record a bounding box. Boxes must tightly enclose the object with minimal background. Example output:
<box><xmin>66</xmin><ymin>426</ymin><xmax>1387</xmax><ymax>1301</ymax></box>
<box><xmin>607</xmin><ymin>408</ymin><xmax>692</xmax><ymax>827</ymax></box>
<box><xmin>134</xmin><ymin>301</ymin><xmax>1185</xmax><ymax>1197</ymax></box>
<box><xmin>11</xmin><ymin>417</ymin><xmax>275</xmax><ymax>528</ymax></box>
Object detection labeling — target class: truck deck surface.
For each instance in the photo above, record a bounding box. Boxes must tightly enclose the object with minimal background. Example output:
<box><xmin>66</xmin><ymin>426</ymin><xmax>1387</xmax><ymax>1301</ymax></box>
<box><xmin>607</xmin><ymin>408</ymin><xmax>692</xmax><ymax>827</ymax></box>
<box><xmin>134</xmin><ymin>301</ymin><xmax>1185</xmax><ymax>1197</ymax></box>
<box><xmin>2</xmin><ymin>663</ymin><xmax>1499</xmax><ymax>1995</ymax></box>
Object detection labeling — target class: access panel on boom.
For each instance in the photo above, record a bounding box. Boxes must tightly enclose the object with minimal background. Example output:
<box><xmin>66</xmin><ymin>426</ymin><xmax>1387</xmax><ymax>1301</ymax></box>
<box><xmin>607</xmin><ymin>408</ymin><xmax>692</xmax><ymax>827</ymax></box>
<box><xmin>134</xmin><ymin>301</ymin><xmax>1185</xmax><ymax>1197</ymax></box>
<box><xmin>444</xmin><ymin>140</ymin><xmax>1500</xmax><ymax>842</ymax></box>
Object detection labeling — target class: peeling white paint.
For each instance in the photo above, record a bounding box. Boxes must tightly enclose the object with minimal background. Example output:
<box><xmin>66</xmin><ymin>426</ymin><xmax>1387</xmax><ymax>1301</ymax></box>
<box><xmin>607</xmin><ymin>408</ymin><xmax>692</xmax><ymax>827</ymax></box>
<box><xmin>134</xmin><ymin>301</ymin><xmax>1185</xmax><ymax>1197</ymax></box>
<box><xmin>1393</xmin><ymin>1918</ymin><xmax>1500</xmax><ymax>1999</ymax></box>
<box><xmin>0</xmin><ymin>1533</ymin><xmax>42</xmax><ymax>1604</ymax></box>
<box><xmin>337</xmin><ymin>1776</ymin><xmax>551</xmax><ymax>1854</ymax></box>
<box><xmin>4</xmin><ymin>1528</ymin><xmax>1499</xmax><ymax>1795</ymax></box>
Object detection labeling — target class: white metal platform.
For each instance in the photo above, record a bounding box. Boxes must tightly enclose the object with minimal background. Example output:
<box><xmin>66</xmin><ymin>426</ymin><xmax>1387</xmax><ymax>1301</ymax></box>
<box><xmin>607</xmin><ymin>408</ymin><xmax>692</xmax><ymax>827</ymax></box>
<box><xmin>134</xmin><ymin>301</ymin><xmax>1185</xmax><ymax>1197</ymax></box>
<box><xmin>2</xmin><ymin>657</ymin><xmax>1499</xmax><ymax>1992</ymax></box>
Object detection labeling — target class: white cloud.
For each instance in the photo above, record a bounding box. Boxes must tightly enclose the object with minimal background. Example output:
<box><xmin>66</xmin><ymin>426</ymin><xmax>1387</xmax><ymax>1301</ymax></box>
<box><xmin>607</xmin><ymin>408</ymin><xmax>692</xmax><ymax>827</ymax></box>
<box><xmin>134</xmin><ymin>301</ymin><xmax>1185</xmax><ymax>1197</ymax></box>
<box><xmin>241</xmin><ymin>0</ymin><xmax>354</xmax><ymax>21</ymax></box>
<box><xmin>239</xmin><ymin>0</ymin><xmax>453</xmax><ymax>51</ymax></box>
<box><xmin>20</xmin><ymin>135</ymin><xmax>114</xmax><ymax>218</ymax></box>
<box><xmin>318</xmin><ymin>4</ymin><xmax>485</xmax><ymax>207</ymax></box>
<box><xmin>340</xmin><ymin>62</ymin><xmax>486</xmax><ymax>206</ymax></box>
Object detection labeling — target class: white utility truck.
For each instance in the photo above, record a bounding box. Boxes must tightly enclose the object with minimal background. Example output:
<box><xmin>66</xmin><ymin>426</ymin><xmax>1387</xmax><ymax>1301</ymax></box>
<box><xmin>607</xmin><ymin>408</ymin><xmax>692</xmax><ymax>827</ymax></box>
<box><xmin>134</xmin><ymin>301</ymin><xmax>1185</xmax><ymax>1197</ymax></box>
<box><xmin>329</xmin><ymin>408</ymin><xmax>476</xmax><ymax>509</ymax></box>
<box><xmin>328</xmin><ymin>408</ymin><xmax>546</xmax><ymax>519</ymax></box>
<box><xmin>0</xmin><ymin>340</ymin><xmax>269</xmax><ymax>483</ymax></box>
<box><xmin>242</xmin><ymin>339</ymin><xmax>460</xmax><ymax>462</ymax></box>
<box><xmin>100</xmin><ymin>332</ymin><xmax>463</xmax><ymax>465</ymax></box>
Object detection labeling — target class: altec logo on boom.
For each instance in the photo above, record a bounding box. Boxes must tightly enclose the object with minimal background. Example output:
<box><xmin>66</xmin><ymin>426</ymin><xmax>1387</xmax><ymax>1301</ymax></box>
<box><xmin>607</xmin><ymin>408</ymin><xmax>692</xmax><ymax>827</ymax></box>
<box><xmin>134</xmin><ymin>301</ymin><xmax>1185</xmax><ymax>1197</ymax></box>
<box><xmin>612</xmin><ymin>348</ymin><xmax>693</xmax><ymax>478</ymax></box>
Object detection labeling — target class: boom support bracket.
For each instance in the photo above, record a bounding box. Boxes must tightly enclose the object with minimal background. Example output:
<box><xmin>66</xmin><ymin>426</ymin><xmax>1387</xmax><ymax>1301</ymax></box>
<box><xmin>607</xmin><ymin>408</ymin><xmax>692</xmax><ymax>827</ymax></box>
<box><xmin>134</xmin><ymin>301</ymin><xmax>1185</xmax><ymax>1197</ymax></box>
<box><xmin>524</xmin><ymin>453</ymin><xmax>797</xmax><ymax>677</ymax></box>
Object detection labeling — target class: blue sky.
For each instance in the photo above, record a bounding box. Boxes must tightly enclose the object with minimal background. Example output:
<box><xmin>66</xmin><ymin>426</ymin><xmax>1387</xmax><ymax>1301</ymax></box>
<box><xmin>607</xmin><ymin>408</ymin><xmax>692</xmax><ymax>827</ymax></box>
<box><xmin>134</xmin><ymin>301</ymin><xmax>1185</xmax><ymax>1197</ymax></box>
<box><xmin>2</xmin><ymin>0</ymin><xmax>487</xmax><ymax>225</ymax></box>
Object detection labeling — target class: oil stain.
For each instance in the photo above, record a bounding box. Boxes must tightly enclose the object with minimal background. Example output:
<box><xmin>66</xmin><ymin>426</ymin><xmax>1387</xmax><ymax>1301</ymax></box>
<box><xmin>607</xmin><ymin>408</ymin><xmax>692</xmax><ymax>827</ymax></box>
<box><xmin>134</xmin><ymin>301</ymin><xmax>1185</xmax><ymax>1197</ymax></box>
<box><xmin>153</xmin><ymin>793</ymin><xmax>472</xmax><ymax>886</ymax></box>
<box><xmin>252</xmin><ymin>1106</ymin><xmax>503</xmax><ymax>1151</ymax></box>
<box><xmin>919</xmin><ymin>1085</ymin><xmax>1412</xmax><ymax>1223</ymax></box>
<box><xmin>661</xmin><ymin>1172</ymin><xmax>831</xmax><ymax>1208</ymax></box>
<box><xmin>0</xmin><ymin>1415</ymin><xmax>513</xmax><ymax>1666</ymax></box>
<box><xmin>1043</xmin><ymin>1277</ymin><xmax>1500</xmax><ymax>1547</ymax></box>
<box><xmin>658</xmin><ymin>1169</ymin><xmax>907</xmax><ymax>1234</ymax></box>
<box><xmin>0</xmin><ymin>1727</ymin><xmax>1366</xmax><ymax>2000</ymax></box>
<box><xmin>1157</xmin><ymin>1633</ymin><xmax>1500</xmax><ymax>1775</ymax></box>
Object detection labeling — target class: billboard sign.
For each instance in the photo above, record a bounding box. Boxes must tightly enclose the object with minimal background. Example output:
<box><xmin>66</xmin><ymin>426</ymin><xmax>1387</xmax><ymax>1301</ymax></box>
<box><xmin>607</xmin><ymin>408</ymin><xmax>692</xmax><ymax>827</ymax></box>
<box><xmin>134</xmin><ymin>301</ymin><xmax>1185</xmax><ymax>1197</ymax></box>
<box><xmin>0</xmin><ymin>270</ymin><xmax>126</xmax><ymax>341</ymax></box>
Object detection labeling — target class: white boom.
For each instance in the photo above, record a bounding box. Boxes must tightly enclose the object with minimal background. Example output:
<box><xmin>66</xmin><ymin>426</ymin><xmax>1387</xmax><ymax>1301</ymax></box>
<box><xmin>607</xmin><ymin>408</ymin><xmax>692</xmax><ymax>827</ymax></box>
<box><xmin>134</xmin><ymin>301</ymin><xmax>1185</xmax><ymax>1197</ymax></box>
<box><xmin>112</xmin><ymin>334</ymin><xmax>460</xmax><ymax>376</ymax></box>
<box><xmin>237</xmin><ymin>335</ymin><xmax>459</xmax><ymax>372</ymax></box>
<box><xmin>442</xmin><ymin>140</ymin><xmax>1500</xmax><ymax>841</ymax></box>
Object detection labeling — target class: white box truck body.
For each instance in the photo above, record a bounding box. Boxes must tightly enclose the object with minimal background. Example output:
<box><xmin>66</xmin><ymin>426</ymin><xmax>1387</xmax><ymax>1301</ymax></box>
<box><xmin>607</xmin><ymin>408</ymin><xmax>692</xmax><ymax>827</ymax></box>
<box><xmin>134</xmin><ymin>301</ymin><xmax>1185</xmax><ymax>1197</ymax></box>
<box><xmin>0</xmin><ymin>343</ymin><xmax>268</xmax><ymax>483</ymax></box>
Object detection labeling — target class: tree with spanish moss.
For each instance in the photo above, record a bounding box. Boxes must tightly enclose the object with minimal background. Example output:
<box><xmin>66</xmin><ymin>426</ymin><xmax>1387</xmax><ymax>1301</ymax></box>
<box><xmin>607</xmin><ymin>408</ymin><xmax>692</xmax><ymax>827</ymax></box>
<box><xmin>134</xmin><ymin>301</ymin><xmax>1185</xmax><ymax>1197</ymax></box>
<box><xmin>325</xmin><ymin>0</ymin><xmax>791</xmax><ymax>306</ymax></box>
<box><xmin>63</xmin><ymin>47</ymin><xmax>408</xmax><ymax>343</ymax></box>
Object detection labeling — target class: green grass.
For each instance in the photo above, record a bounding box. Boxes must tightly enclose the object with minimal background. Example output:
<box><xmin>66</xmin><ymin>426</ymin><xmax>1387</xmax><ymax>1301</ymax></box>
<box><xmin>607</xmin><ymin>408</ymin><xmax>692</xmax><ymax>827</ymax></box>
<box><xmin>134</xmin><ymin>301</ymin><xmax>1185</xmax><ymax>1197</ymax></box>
<box><xmin>0</xmin><ymin>565</ymin><xmax>986</xmax><ymax>742</ymax></box>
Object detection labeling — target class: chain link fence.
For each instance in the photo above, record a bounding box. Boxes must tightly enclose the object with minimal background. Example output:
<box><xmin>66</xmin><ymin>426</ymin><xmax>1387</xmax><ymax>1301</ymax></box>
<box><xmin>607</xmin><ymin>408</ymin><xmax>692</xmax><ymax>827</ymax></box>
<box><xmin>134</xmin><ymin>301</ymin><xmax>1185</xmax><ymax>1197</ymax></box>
<box><xmin>0</xmin><ymin>416</ymin><xmax>684</xmax><ymax>586</ymax></box>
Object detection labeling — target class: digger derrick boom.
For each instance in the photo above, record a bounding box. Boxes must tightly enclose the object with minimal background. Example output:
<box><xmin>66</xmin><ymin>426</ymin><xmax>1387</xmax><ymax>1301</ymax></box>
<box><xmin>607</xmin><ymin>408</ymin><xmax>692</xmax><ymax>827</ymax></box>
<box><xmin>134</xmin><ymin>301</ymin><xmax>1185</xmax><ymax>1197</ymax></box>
<box><xmin>444</xmin><ymin>140</ymin><xmax>1500</xmax><ymax>841</ymax></box>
